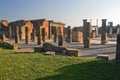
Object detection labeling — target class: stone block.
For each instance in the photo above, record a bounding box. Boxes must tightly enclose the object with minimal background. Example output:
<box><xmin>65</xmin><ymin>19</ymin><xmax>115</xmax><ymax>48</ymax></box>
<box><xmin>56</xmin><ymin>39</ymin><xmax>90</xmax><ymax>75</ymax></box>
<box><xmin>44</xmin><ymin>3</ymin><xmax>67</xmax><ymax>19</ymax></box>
<box><xmin>44</xmin><ymin>51</ymin><xmax>55</xmax><ymax>56</ymax></box>
<box><xmin>97</xmin><ymin>54</ymin><xmax>109</xmax><ymax>60</ymax></box>
<box><xmin>66</xmin><ymin>48</ymin><xmax>81</xmax><ymax>57</ymax></box>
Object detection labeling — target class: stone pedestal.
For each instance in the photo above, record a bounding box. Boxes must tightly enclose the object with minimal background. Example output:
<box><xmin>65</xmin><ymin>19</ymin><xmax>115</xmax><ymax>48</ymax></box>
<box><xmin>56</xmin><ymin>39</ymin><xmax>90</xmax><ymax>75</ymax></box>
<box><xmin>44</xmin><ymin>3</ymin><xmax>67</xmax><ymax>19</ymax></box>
<box><xmin>58</xmin><ymin>33</ymin><xmax>63</xmax><ymax>46</ymax></box>
<box><xmin>25</xmin><ymin>27</ymin><xmax>30</xmax><ymax>44</ymax></box>
<box><xmin>101</xmin><ymin>19</ymin><xmax>108</xmax><ymax>45</ymax></box>
<box><xmin>15</xmin><ymin>27</ymin><xmax>19</xmax><ymax>43</ymax></box>
<box><xmin>83</xmin><ymin>19</ymin><xmax>90</xmax><ymax>48</ymax></box>
<box><xmin>116</xmin><ymin>34</ymin><xmax>120</xmax><ymax>60</ymax></box>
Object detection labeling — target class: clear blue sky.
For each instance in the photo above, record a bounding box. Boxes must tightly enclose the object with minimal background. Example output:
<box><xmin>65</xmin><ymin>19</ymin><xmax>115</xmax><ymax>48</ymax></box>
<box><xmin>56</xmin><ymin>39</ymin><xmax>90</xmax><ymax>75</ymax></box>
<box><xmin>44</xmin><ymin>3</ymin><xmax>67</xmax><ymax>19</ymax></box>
<box><xmin>0</xmin><ymin>0</ymin><xmax>120</xmax><ymax>27</ymax></box>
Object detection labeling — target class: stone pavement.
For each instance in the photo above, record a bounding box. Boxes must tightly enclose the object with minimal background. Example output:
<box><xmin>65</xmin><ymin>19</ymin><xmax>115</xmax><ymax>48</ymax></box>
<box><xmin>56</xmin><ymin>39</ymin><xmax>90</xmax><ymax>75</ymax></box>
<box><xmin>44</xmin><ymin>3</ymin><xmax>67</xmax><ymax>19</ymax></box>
<box><xmin>7</xmin><ymin>38</ymin><xmax>116</xmax><ymax>59</ymax></box>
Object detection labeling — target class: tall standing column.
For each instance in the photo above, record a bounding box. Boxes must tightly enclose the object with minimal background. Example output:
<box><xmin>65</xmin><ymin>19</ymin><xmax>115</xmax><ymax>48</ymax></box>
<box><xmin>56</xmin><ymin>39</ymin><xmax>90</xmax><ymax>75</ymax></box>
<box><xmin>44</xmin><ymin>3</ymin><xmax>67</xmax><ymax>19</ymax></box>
<box><xmin>32</xmin><ymin>28</ymin><xmax>36</xmax><ymax>41</ymax></box>
<box><xmin>48</xmin><ymin>21</ymin><xmax>52</xmax><ymax>39</ymax></box>
<box><xmin>101</xmin><ymin>19</ymin><xmax>108</xmax><ymax>45</ymax></box>
<box><xmin>58</xmin><ymin>33</ymin><xmax>64</xmax><ymax>46</ymax></box>
<box><xmin>9</xmin><ymin>26</ymin><xmax>12</xmax><ymax>39</ymax></box>
<box><xmin>83</xmin><ymin>21</ymin><xmax>91</xmax><ymax>48</ymax></box>
<box><xmin>25</xmin><ymin>27</ymin><xmax>30</xmax><ymax>44</ymax></box>
<box><xmin>116</xmin><ymin>34</ymin><xmax>120</xmax><ymax>60</ymax></box>
<box><xmin>54</xmin><ymin>27</ymin><xmax>58</xmax><ymax>42</ymax></box>
<box><xmin>15</xmin><ymin>27</ymin><xmax>19</xmax><ymax>43</ymax></box>
<box><xmin>116</xmin><ymin>24</ymin><xmax>120</xmax><ymax>34</ymax></box>
<box><xmin>37</xmin><ymin>27</ymin><xmax>42</xmax><ymax>45</ymax></box>
<box><xmin>67</xmin><ymin>26</ymin><xmax>72</xmax><ymax>43</ymax></box>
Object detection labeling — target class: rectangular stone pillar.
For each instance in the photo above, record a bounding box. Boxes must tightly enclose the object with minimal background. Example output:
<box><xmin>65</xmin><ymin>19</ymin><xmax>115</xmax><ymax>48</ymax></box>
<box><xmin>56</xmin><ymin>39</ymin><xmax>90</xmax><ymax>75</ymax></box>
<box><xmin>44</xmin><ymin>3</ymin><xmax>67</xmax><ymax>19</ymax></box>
<box><xmin>83</xmin><ymin>19</ymin><xmax>90</xmax><ymax>48</ymax></box>
<box><xmin>58</xmin><ymin>33</ymin><xmax>64</xmax><ymax>46</ymax></box>
<box><xmin>37</xmin><ymin>27</ymin><xmax>42</xmax><ymax>45</ymax></box>
<box><xmin>116</xmin><ymin>34</ymin><xmax>120</xmax><ymax>60</ymax></box>
<box><xmin>48</xmin><ymin>22</ymin><xmax>52</xmax><ymax>39</ymax></box>
<box><xmin>19</xmin><ymin>27</ymin><xmax>22</xmax><ymax>40</ymax></box>
<box><xmin>101</xmin><ymin>19</ymin><xmax>108</xmax><ymax>45</ymax></box>
<box><xmin>9</xmin><ymin>26</ymin><xmax>12</xmax><ymax>39</ymax></box>
<box><xmin>42</xmin><ymin>28</ymin><xmax>46</xmax><ymax>42</ymax></box>
<box><xmin>31</xmin><ymin>28</ymin><xmax>36</xmax><ymax>42</ymax></box>
<box><xmin>15</xmin><ymin>27</ymin><xmax>19</xmax><ymax>43</ymax></box>
<box><xmin>54</xmin><ymin>27</ymin><xmax>58</xmax><ymax>42</ymax></box>
<box><xmin>66</xmin><ymin>26</ymin><xmax>72</xmax><ymax>43</ymax></box>
<box><xmin>83</xmin><ymin>21</ymin><xmax>91</xmax><ymax>48</ymax></box>
<box><xmin>25</xmin><ymin>27</ymin><xmax>30</xmax><ymax>44</ymax></box>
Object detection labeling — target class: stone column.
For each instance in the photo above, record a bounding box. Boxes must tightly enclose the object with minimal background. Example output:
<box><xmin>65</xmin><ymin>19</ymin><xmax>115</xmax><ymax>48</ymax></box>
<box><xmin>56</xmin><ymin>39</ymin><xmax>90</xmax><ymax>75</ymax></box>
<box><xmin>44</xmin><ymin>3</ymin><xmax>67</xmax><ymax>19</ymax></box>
<box><xmin>25</xmin><ymin>27</ymin><xmax>30</xmax><ymax>44</ymax></box>
<box><xmin>58</xmin><ymin>33</ymin><xmax>64</xmax><ymax>46</ymax></box>
<box><xmin>83</xmin><ymin>21</ymin><xmax>91</xmax><ymax>48</ymax></box>
<box><xmin>67</xmin><ymin>26</ymin><xmax>72</xmax><ymax>43</ymax></box>
<box><xmin>48</xmin><ymin>22</ymin><xmax>52</xmax><ymax>39</ymax></box>
<box><xmin>9</xmin><ymin>26</ymin><xmax>12</xmax><ymax>39</ymax></box>
<box><xmin>108</xmin><ymin>22</ymin><xmax>113</xmax><ymax>38</ymax></box>
<box><xmin>116</xmin><ymin>34</ymin><xmax>120</xmax><ymax>60</ymax></box>
<box><xmin>54</xmin><ymin>27</ymin><xmax>58</xmax><ymax>42</ymax></box>
<box><xmin>19</xmin><ymin>27</ymin><xmax>22</xmax><ymax>40</ymax></box>
<box><xmin>15</xmin><ymin>27</ymin><xmax>19</xmax><ymax>43</ymax></box>
<box><xmin>101</xmin><ymin>19</ymin><xmax>108</xmax><ymax>45</ymax></box>
<box><xmin>42</xmin><ymin>28</ymin><xmax>46</xmax><ymax>42</ymax></box>
<box><xmin>116</xmin><ymin>24</ymin><xmax>120</xmax><ymax>34</ymax></box>
<box><xmin>31</xmin><ymin>28</ymin><xmax>36</xmax><ymax>42</ymax></box>
<box><xmin>37</xmin><ymin>27</ymin><xmax>42</xmax><ymax>45</ymax></box>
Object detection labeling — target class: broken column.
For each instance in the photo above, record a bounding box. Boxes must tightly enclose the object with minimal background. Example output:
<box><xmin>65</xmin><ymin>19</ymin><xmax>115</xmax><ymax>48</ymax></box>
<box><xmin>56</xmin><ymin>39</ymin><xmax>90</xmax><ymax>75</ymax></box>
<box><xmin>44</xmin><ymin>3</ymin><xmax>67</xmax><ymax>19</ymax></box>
<box><xmin>54</xmin><ymin>27</ymin><xmax>58</xmax><ymax>42</ymax></box>
<box><xmin>83</xmin><ymin>19</ymin><xmax>90</xmax><ymax>48</ymax></box>
<box><xmin>116</xmin><ymin>34</ymin><xmax>120</xmax><ymax>60</ymax></box>
<box><xmin>1</xmin><ymin>33</ymin><xmax>7</xmax><ymax>42</ymax></box>
<box><xmin>25</xmin><ymin>27</ymin><xmax>30</xmax><ymax>44</ymax></box>
<box><xmin>101</xmin><ymin>19</ymin><xmax>108</xmax><ymax>45</ymax></box>
<box><xmin>66</xmin><ymin>26</ymin><xmax>72</xmax><ymax>43</ymax></box>
<box><xmin>58</xmin><ymin>33</ymin><xmax>64</xmax><ymax>46</ymax></box>
<box><xmin>15</xmin><ymin>27</ymin><xmax>19</xmax><ymax>43</ymax></box>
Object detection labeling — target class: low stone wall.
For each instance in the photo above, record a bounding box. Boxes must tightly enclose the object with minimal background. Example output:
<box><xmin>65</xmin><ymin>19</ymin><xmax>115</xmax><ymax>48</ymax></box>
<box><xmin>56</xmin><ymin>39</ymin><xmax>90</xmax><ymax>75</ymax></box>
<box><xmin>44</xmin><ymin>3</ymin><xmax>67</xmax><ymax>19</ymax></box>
<box><xmin>34</xmin><ymin>42</ymin><xmax>81</xmax><ymax>57</ymax></box>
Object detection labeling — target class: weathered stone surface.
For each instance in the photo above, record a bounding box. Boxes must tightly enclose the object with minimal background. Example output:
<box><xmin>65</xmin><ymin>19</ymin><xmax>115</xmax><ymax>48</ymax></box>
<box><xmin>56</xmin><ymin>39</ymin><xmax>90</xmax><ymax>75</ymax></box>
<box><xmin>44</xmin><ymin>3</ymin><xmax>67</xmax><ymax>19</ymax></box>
<box><xmin>101</xmin><ymin>19</ymin><xmax>108</xmax><ymax>45</ymax></box>
<box><xmin>31</xmin><ymin>28</ymin><xmax>36</xmax><ymax>41</ymax></box>
<box><xmin>1</xmin><ymin>33</ymin><xmax>7</xmax><ymax>42</ymax></box>
<box><xmin>83</xmin><ymin>20</ymin><xmax>90</xmax><ymax>48</ymax></box>
<box><xmin>37</xmin><ymin>27</ymin><xmax>42</xmax><ymax>45</ymax></box>
<box><xmin>116</xmin><ymin>34</ymin><xmax>120</xmax><ymax>60</ymax></box>
<box><xmin>58</xmin><ymin>33</ymin><xmax>63</xmax><ymax>46</ymax></box>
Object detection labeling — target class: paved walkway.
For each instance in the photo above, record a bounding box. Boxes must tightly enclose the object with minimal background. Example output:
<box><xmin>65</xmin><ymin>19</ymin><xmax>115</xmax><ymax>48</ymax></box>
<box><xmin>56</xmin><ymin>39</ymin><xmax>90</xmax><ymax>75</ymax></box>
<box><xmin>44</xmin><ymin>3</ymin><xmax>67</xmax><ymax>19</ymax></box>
<box><xmin>7</xmin><ymin>38</ymin><xmax>117</xmax><ymax>59</ymax></box>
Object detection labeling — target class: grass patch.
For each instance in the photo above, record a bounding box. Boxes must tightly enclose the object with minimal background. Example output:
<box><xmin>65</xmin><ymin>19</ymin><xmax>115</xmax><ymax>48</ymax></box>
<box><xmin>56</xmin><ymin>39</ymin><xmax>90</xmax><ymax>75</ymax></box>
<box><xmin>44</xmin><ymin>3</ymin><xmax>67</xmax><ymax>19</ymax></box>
<box><xmin>0</xmin><ymin>49</ymin><xmax>120</xmax><ymax>80</ymax></box>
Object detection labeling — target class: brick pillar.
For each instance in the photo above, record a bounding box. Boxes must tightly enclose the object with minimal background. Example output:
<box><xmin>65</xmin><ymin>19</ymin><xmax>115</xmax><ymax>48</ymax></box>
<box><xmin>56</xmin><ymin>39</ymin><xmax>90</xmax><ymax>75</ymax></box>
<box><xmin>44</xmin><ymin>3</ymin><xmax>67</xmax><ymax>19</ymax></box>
<box><xmin>25</xmin><ymin>27</ymin><xmax>30</xmax><ymax>44</ymax></box>
<box><xmin>54</xmin><ymin>27</ymin><xmax>58</xmax><ymax>42</ymax></box>
<box><xmin>83</xmin><ymin>21</ymin><xmax>91</xmax><ymax>48</ymax></box>
<box><xmin>67</xmin><ymin>26</ymin><xmax>72</xmax><ymax>43</ymax></box>
<box><xmin>116</xmin><ymin>34</ymin><xmax>120</xmax><ymax>60</ymax></box>
<box><xmin>15</xmin><ymin>27</ymin><xmax>19</xmax><ymax>43</ymax></box>
<box><xmin>101</xmin><ymin>19</ymin><xmax>108</xmax><ymax>45</ymax></box>
<box><xmin>37</xmin><ymin>27</ymin><xmax>42</xmax><ymax>45</ymax></box>
<box><xmin>58</xmin><ymin>33</ymin><xmax>64</xmax><ymax>46</ymax></box>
